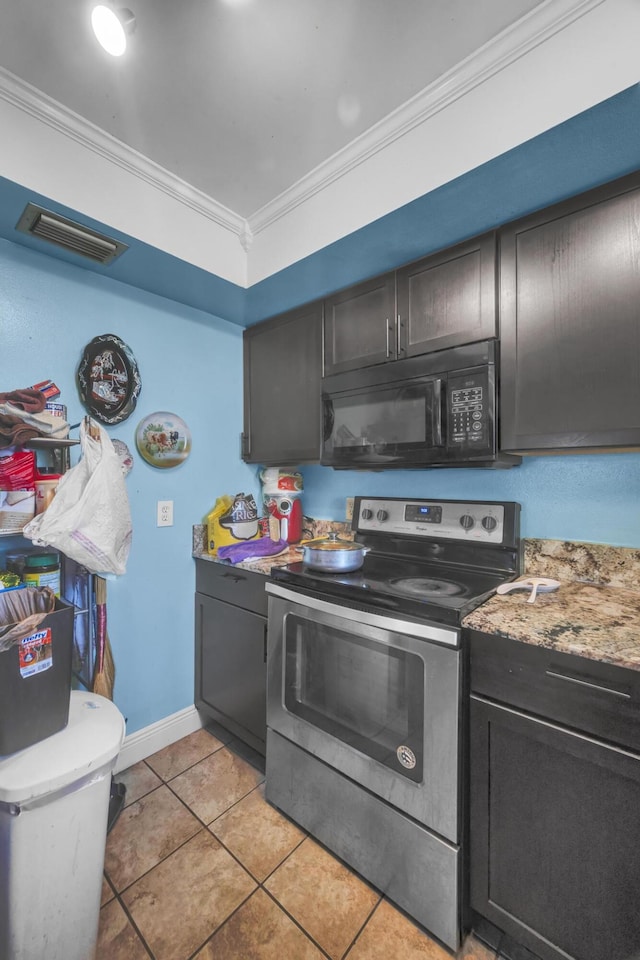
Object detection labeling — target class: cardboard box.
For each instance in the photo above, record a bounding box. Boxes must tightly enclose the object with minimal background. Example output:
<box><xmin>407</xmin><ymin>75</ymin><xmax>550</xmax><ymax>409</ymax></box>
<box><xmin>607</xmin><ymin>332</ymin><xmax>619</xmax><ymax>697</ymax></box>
<box><xmin>0</xmin><ymin>597</ymin><xmax>73</xmax><ymax>755</ymax></box>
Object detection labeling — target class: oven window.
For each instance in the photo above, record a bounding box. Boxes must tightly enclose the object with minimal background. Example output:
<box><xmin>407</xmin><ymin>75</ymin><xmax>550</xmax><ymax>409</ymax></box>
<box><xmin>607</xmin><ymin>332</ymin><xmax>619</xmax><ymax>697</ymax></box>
<box><xmin>284</xmin><ymin>615</ymin><xmax>424</xmax><ymax>782</ymax></box>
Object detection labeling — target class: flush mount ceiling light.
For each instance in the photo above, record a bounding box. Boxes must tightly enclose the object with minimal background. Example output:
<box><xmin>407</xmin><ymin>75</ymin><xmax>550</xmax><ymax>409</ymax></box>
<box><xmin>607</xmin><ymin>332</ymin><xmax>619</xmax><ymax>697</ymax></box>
<box><xmin>91</xmin><ymin>5</ymin><xmax>136</xmax><ymax>57</ymax></box>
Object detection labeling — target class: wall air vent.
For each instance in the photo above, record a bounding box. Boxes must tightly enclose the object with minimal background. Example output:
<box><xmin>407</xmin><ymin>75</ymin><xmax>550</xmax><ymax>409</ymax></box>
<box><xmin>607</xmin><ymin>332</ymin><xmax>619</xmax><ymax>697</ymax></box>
<box><xmin>15</xmin><ymin>203</ymin><xmax>128</xmax><ymax>265</ymax></box>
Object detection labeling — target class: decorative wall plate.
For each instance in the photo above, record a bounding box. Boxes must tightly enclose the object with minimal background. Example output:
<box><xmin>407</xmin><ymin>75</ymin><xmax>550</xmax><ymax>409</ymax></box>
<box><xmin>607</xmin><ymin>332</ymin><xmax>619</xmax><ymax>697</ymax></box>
<box><xmin>77</xmin><ymin>334</ymin><xmax>142</xmax><ymax>424</ymax></box>
<box><xmin>135</xmin><ymin>412</ymin><xmax>192</xmax><ymax>468</ymax></box>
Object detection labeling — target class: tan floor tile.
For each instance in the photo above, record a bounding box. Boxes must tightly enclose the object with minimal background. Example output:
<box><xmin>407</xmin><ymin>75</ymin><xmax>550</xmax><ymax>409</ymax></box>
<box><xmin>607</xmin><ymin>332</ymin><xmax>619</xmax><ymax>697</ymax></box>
<box><xmin>195</xmin><ymin>889</ymin><xmax>325</xmax><ymax>960</ymax></box>
<box><xmin>104</xmin><ymin>784</ymin><xmax>201</xmax><ymax>891</ymax></box>
<box><xmin>210</xmin><ymin>783</ymin><xmax>305</xmax><ymax>880</ymax></box>
<box><xmin>459</xmin><ymin>933</ymin><xmax>497</xmax><ymax>959</ymax></box>
<box><xmin>117</xmin><ymin>760</ymin><xmax>162</xmax><ymax>807</ymax></box>
<box><xmin>101</xmin><ymin>875</ymin><xmax>115</xmax><ymax>906</ymax></box>
<box><xmin>96</xmin><ymin>898</ymin><xmax>149</xmax><ymax>960</ymax></box>
<box><xmin>265</xmin><ymin>837</ymin><xmax>380</xmax><ymax>960</ymax></box>
<box><xmin>346</xmin><ymin>899</ymin><xmax>451</xmax><ymax>960</ymax></box>
<box><xmin>146</xmin><ymin>727</ymin><xmax>224</xmax><ymax>781</ymax></box>
<box><xmin>170</xmin><ymin>747</ymin><xmax>264</xmax><ymax>823</ymax></box>
<box><xmin>122</xmin><ymin>829</ymin><xmax>256</xmax><ymax>960</ymax></box>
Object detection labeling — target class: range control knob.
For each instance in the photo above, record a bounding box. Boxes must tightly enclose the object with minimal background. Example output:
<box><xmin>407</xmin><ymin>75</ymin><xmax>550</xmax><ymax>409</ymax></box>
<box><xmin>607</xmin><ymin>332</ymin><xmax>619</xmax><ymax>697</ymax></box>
<box><xmin>376</xmin><ymin>509</ymin><xmax>389</xmax><ymax>522</ymax></box>
<box><xmin>459</xmin><ymin>514</ymin><xmax>475</xmax><ymax>530</ymax></box>
<box><xmin>361</xmin><ymin>508</ymin><xmax>373</xmax><ymax>520</ymax></box>
<box><xmin>482</xmin><ymin>515</ymin><xmax>498</xmax><ymax>531</ymax></box>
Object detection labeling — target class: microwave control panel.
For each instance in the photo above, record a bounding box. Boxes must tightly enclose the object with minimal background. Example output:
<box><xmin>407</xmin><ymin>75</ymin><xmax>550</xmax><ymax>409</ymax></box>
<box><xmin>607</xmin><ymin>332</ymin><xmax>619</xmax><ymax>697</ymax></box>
<box><xmin>446</xmin><ymin>369</ymin><xmax>492</xmax><ymax>452</ymax></box>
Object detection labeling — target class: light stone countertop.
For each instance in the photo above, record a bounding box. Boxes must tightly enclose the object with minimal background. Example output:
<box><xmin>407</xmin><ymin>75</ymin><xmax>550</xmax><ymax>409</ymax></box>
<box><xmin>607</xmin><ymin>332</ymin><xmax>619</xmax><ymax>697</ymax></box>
<box><xmin>464</xmin><ymin>539</ymin><xmax>640</xmax><ymax>671</ymax></box>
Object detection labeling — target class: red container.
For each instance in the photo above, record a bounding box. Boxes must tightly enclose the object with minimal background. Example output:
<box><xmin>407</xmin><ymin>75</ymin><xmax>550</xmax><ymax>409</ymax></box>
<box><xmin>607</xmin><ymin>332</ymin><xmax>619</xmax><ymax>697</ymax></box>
<box><xmin>266</xmin><ymin>494</ymin><xmax>302</xmax><ymax>543</ymax></box>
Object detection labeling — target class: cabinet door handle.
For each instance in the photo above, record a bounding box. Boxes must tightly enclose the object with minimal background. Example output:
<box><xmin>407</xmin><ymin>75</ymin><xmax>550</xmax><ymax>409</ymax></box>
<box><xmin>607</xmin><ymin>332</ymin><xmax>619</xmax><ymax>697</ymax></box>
<box><xmin>263</xmin><ymin>622</ymin><xmax>268</xmax><ymax>662</ymax></box>
<box><xmin>396</xmin><ymin>314</ymin><xmax>402</xmax><ymax>357</ymax></box>
<box><xmin>545</xmin><ymin>670</ymin><xmax>631</xmax><ymax>699</ymax></box>
<box><xmin>385</xmin><ymin>318</ymin><xmax>391</xmax><ymax>359</ymax></box>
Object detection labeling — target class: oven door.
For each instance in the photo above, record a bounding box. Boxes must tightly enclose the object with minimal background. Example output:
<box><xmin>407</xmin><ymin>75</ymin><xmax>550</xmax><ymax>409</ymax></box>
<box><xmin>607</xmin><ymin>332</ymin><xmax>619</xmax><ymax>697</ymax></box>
<box><xmin>266</xmin><ymin>583</ymin><xmax>461</xmax><ymax>843</ymax></box>
<box><xmin>321</xmin><ymin>374</ymin><xmax>443</xmax><ymax>467</ymax></box>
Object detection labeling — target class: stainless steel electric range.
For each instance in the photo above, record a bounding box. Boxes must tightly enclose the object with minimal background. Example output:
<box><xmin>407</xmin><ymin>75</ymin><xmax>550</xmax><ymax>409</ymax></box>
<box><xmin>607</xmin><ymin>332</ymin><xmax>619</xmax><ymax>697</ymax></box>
<box><xmin>265</xmin><ymin>496</ymin><xmax>521</xmax><ymax>951</ymax></box>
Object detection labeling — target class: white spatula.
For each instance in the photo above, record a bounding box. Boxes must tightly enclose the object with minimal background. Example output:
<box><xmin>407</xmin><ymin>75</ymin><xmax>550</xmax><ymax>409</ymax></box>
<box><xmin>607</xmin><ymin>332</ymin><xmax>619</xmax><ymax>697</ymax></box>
<box><xmin>496</xmin><ymin>577</ymin><xmax>561</xmax><ymax>604</ymax></box>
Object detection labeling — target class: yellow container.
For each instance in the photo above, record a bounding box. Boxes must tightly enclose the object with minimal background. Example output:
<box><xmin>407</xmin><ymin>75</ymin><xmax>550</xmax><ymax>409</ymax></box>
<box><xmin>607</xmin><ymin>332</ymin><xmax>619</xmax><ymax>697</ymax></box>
<box><xmin>206</xmin><ymin>493</ymin><xmax>259</xmax><ymax>556</ymax></box>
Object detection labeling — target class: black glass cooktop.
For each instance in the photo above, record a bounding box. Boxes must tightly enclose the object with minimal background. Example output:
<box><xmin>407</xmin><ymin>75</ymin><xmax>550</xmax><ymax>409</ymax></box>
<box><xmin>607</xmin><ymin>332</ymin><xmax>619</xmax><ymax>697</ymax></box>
<box><xmin>271</xmin><ymin>553</ymin><xmax>514</xmax><ymax>627</ymax></box>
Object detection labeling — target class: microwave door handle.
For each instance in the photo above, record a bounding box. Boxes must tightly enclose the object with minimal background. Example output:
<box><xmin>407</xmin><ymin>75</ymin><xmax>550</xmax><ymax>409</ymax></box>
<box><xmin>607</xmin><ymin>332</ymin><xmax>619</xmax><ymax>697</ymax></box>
<box><xmin>432</xmin><ymin>378</ymin><xmax>443</xmax><ymax>447</ymax></box>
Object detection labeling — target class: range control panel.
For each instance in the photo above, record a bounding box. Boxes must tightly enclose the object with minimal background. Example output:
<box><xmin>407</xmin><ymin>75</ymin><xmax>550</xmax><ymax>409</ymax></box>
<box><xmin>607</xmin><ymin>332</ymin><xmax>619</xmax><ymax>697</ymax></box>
<box><xmin>356</xmin><ymin>497</ymin><xmax>506</xmax><ymax>543</ymax></box>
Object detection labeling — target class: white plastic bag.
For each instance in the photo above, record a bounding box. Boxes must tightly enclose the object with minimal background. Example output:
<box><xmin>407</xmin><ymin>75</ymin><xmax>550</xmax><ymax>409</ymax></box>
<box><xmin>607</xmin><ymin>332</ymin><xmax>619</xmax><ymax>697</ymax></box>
<box><xmin>23</xmin><ymin>419</ymin><xmax>132</xmax><ymax>576</ymax></box>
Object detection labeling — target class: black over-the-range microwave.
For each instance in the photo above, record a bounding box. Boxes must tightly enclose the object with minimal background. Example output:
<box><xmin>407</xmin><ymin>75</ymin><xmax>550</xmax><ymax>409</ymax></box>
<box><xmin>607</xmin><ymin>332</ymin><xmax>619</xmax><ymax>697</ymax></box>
<box><xmin>321</xmin><ymin>340</ymin><xmax>521</xmax><ymax>469</ymax></box>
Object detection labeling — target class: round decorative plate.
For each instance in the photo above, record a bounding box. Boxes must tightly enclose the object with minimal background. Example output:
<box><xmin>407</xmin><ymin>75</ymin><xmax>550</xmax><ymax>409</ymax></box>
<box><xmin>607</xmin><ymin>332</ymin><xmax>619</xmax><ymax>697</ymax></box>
<box><xmin>135</xmin><ymin>412</ymin><xmax>192</xmax><ymax>468</ymax></box>
<box><xmin>77</xmin><ymin>333</ymin><xmax>142</xmax><ymax>424</ymax></box>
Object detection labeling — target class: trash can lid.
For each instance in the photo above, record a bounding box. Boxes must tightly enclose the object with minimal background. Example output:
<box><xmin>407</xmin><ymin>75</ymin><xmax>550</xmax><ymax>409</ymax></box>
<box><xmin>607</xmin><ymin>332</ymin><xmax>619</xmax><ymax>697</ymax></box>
<box><xmin>0</xmin><ymin>691</ymin><xmax>125</xmax><ymax>805</ymax></box>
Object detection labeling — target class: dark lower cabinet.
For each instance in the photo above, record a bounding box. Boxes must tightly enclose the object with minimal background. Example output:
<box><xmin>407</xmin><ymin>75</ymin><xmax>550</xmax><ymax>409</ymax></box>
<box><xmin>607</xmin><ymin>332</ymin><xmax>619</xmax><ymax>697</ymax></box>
<box><xmin>469</xmin><ymin>631</ymin><xmax>640</xmax><ymax>960</ymax></box>
<box><xmin>195</xmin><ymin>560</ymin><xmax>267</xmax><ymax>755</ymax></box>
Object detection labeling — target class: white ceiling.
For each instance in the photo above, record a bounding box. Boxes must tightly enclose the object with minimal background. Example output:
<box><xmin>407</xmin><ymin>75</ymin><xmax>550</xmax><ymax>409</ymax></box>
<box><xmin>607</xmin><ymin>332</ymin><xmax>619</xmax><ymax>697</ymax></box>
<box><xmin>0</xmin><ymin>0</ymin><xmax>545</xmax><ymax>219</ymax></box>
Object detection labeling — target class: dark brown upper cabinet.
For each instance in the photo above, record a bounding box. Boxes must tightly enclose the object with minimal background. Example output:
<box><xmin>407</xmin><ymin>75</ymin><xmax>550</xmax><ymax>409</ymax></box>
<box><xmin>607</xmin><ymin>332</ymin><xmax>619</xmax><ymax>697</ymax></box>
<box><xmin>396</xmin><ymin>232</ymin><xmax>497</xmax><ymax>358</ymax></box>
<box><xmin>500</xmin><ymin>171</ymin><xmax>640</xmax><ymax>453</ymax></box>
<box><xmin>323</xmin><ymin>272</ymin><xmax>396</xmax><ymax>376</ymax></box>
<box><xmin>242</xmin><ymin>300</ymin><xmax>322</xmax><ymax>465</ymax></box>
<box><xmin>323</xmin><ymin>233</ymin><xmax>497</xmax><ymax>378</ymax></box>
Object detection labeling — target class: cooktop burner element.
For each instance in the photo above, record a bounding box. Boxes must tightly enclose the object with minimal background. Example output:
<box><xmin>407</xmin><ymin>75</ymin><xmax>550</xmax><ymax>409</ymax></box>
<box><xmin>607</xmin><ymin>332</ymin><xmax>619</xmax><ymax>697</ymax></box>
<box><xmin>391</xmin><ymin>577</ymin><xmax>467</xmax><ymax>598</ymax></box>
<box><xmin>270</xmin><ymin>497</ymin><xmax>521</xmax><ymax>627</ymax></box>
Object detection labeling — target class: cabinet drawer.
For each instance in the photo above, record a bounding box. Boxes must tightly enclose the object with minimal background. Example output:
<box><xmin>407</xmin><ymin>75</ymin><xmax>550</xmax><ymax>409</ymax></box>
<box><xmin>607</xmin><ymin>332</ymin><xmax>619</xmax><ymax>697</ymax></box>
<box><xmin>195</xmin><ymin>559</ymin><xmax>268</xmax><ymax>616</ymax></box>
<box><xmin>469</xmin><ymin>629</ymin><xmax>640</xmax><ymax>754</ymax></box>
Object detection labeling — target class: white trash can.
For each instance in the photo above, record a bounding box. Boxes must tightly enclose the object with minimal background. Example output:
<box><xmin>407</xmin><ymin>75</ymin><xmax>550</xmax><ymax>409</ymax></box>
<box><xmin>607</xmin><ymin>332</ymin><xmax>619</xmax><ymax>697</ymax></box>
<box><xmin>0</xmin><ymin>691</ymin><xmax>125</xmax><ymax>960</ymax></box>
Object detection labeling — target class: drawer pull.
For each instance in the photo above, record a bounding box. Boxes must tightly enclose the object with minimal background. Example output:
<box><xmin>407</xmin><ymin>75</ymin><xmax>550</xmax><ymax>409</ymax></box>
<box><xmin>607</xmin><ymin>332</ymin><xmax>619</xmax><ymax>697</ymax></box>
<box><xmin>545</xmin><ymin>670</ymin><xmax>631</xmax><ymax>699</ymax></box>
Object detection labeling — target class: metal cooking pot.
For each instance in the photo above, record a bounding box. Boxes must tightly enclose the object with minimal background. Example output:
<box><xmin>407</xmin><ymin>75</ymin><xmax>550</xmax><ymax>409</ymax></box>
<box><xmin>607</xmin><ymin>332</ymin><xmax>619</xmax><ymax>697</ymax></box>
<box><xmin>299</xmin><ymin>533</ymin><xmax>369</xmax><ymax>572</ymax></box>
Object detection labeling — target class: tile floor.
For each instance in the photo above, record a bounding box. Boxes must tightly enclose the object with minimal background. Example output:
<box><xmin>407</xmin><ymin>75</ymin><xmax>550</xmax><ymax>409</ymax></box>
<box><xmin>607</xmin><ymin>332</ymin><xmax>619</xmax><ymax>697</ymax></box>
<box><xmin>97</xmin><ymin>725</ymin><xmax>497</xmax><ymax>960</ymax></box>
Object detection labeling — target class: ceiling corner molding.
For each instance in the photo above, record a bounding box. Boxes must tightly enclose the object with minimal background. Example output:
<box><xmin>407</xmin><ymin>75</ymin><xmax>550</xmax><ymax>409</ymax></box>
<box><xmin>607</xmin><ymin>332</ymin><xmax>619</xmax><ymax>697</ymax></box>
<box><xmin>0</xmin><ymin>66</ymin><xmax>246</xmax><ymax>238</ymax></box>
<box><xmin>247</xmin><ymin>0</ymin><xmax>606</xmax><ymax>236</ymax></box>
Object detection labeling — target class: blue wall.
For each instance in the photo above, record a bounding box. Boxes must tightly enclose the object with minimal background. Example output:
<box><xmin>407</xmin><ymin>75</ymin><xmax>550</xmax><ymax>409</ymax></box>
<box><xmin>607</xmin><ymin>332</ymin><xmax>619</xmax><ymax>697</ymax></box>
<box><xmin>300</xmin><ymin>457</ymin><xmax>640</xmax><ymax>548</ymax></box>
<box><xmin>1</xmin><ymin>239</ymin><xmax>260</xmax><ymax>735</ymax></box>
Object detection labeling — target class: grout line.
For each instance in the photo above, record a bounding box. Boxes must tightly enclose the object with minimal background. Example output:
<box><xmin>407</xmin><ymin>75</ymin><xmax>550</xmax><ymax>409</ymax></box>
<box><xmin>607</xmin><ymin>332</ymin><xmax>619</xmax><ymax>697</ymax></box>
<box><xmin>110</xmin><ymin>892</ymin><xmax>156</xmax><ymax>959</ymax></box>
<box><xmin>341</xmin><ymin>897</ymin><xmax>383</xmax><ymax>959</ymax></box>
<box><xmin>259</xmin><ymin>886</ymin><xmax>334</xmax><ymax>960</ymax></box>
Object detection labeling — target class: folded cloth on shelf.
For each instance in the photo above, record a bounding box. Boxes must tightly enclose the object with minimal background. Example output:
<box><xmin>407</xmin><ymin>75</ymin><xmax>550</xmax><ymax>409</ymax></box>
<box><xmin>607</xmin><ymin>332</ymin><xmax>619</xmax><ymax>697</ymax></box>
<box><xmin>0</xmin><ymin>389</ymin><xmax>46</xmax><ymax>413</ymax></box>
<box><xmin>216</xmin><ymin>538</ymin><xmax>289</xmax><ymax>564</ymax></box>
<box><xmin>0</xmin><ymin>404</ymin><xmax>69</xmax><ymax>449</ymax></box>
<box><xmin>0</xmin><ymin>415</ymin><xmax>41</xmax><ymax>448</ymax></box>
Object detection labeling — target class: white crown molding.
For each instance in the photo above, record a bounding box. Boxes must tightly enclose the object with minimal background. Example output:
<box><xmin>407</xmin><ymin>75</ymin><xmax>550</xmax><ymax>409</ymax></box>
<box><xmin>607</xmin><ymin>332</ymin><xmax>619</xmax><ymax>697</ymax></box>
<box><xmin>0</xmin><ymin>0</ymin><xmax>606</xmax><ymax>258</ymax></box>
<box><xmin>0</xmin><ymin>66</ymin><xmax>246</xmax><ymax>239</ymax></box>
<box><xmin>247</xmin><ymin>0</ymin><xmax>606</xmax><ymax>235</ymax></box>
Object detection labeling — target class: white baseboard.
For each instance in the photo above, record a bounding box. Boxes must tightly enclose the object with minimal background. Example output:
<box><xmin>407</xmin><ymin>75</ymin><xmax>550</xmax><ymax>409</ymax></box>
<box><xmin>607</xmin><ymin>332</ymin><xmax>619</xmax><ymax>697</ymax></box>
<box><xmin>114</xmin><ymin>705</ymin><xmax>204</xmax><ymax>774</ymax></box>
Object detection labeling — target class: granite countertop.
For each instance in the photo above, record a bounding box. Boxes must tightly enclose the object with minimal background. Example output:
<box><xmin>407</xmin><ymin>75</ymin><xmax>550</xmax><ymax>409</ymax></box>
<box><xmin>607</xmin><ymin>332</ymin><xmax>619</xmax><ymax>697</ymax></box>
<box><xmin>192</xmin><ymin>519</ymin><xmax>353</xmax><ymax>576</ymax></box>
<box><xmin>462</xmin><ymin>581</ymin><xmax>640</xmax><ymax>670</ymax></box>
<box><xmin>194</xmin><ymin>523</ymin><xmax>640</xmax><ymax>671</ymax></box>
<box><xmin>194</xmin><ymin>543</ymin><xmax>303</xmax><ymax>576</ymax></box>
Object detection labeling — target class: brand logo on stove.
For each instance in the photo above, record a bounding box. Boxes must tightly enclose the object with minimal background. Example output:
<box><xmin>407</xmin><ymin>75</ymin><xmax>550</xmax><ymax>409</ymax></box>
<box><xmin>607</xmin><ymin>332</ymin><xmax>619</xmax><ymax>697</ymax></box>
<box><xmin>396</xmin><ymin>745</ymin><xmax>417</xmax><ymax>769</ymax></box>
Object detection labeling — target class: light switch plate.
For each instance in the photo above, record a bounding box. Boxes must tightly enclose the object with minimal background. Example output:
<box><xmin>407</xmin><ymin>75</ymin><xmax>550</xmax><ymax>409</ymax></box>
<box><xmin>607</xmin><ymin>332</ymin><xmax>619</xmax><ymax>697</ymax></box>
<box><xmin>157</xmin><ymin>500</ymin><xmax>173</xmax><ymax>526</ymax></box>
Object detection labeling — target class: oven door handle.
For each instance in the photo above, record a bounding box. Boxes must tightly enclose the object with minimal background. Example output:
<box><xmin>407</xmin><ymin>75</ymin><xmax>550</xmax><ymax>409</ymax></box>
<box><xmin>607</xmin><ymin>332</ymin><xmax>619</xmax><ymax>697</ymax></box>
<box><xmin>265</xmin><ymin>581</ymin><xmax>460</xmax><ymax>647</ymax></box>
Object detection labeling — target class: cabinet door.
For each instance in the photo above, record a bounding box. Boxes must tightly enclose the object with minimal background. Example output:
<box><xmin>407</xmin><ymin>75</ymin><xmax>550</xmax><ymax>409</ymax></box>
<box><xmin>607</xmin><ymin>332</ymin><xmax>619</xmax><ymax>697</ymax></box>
<box><xmin>500</xmin><ymin>171</ymin><xmax>640</xmax><ymax>452</ymax></box>
<box><xmin>323</xmin><ymin>273</ymin><xmax>396</xmax><ymax>375</ymax></box>
<box><xmin>195</xmin><ymin>592</ymin><xmax>267</xmax><ymax>753</ymax></box>
<box><xmin>470</xmin><ymin>695</ymin><xmax>640</xmax><ymax>960</ymax></box>
<box><xmin>397</xmin><ymin>232</ymin><xmax>497</xmax><ymax>358</ymax></box>
<box><xmin>242</xmin><ymin>301</ymin><xmax>322</xmax><ymax>465</ymax></box>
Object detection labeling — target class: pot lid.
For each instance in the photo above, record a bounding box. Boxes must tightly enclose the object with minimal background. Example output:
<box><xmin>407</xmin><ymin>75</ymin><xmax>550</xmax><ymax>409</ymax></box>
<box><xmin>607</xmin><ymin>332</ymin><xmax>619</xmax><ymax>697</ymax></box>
<box><xmin>305</xmin><ymin>533</ymin><xmax>364</xmax><ymax>552</ymax></box>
